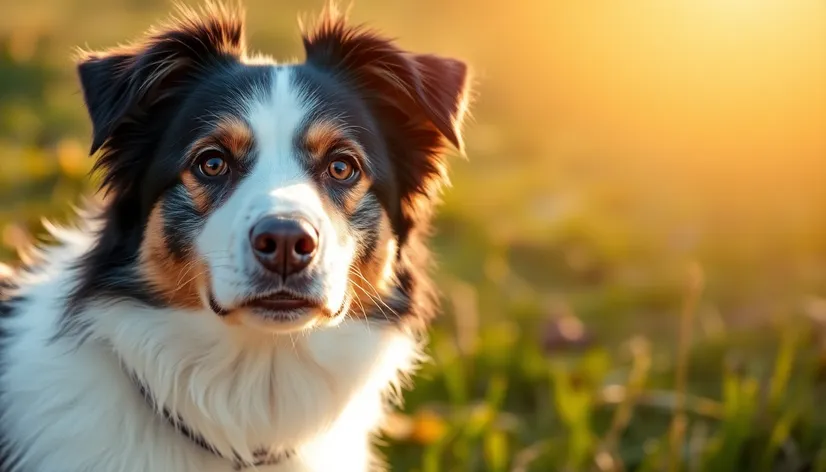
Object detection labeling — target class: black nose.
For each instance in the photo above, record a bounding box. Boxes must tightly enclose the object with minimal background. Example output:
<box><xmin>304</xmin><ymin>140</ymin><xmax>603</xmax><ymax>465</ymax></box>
<box><xmin>249</xmin><ymin>216</ymin><xmax>319</xmax><ymax>277</ymax></box>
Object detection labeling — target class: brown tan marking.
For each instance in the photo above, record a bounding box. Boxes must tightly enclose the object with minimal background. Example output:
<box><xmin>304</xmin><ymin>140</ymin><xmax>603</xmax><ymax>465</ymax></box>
<box><xmin>305</xmin><ymin>119</ymin><xmax>349</xmax><ymax>160</ymax></box>
<box><xmin>306</xmin><ymin>121</ymin><xmax>372</xmax><ymax>215</ymax></box>
<box><xmin>139</xmin><ymin>203</ymin><xmax>206</xmax><ymax>309</ymax></box>
<box><xmin>319</xmin><ymin>174</ymin><xmax>372</xmax><ymax>218</ymax></box>
<box><xmin>340</xmin><ymin>168</ymin><xmax>373</xmax><ymax>215</ymax></box>
<box><xmin>180</xmin><ymin>169</ymin><xmax>210</xmax><ymax>213</ymax></box>
<box><xmin>213</xmin><ymin>116</ymin><xmax>253</xmax><ymax>160</ymax></box>
<box><xmin>304</xmin><ymin>120</ymin><xmax>372</xmax><ymax>212</ymax></box>
<box><xmin>189</xmin><ymin>116</ymin><xmax>254</xmax><ymax>164</ymax></box>
<box><xmin>181</xmin><ymin>117</ymin><xmax>254</xmax><ymax>211</ymax></box>
<box><xmin>349</xmin><ymin>211</ymin><xmax>397</xmax><ymax>319</ymax></box>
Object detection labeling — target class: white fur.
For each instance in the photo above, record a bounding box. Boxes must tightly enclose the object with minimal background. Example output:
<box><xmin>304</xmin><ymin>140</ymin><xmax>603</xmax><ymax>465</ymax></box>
<box><xmin>0</xmin><ymin>226</ymin><xmax>421</xmax><ymax>472</ymax></box>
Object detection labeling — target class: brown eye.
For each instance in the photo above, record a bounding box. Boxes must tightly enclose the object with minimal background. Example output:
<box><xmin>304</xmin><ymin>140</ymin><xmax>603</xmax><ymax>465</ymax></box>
<box><xmin>196</xmin><ymin>149</ymin><xmax>229</xmax><ymax>178</ymax></box>
<box><xmin>328</xmin><ymin>158</ymin><xmax>357</xmax><ymax>182</ymax></box>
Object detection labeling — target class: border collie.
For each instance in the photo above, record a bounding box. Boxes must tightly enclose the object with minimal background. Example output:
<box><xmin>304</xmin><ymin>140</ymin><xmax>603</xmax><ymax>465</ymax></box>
<box><xmin>0</xmin><ymin>3</ymin><xmax>471</xmax><ymax>471</ymax></box>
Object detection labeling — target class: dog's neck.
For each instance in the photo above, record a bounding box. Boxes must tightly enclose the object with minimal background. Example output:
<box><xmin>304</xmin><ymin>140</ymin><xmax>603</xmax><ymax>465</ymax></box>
<box><xmin>87</xmin><ymin>301</ymin><xmax>419</xmax><ymax>465</ymax></box>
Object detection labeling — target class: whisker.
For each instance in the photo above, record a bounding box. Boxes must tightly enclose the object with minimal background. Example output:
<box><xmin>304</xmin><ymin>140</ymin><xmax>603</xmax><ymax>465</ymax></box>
<box><xmin>169</xmin><ymin>265</ymin><xmax>234</xmax><ymax>294</ymax></box>
<box><xmin>348</xmin><ymin>268</ymin><xmax>401</xmax><ymax>318</ymax></box>
<box><xmin>350</xmin><ymin>281</ymin><xmax>391</xmax><ymax>323</ymax></box>
<box><xmin>349</xmin><ymin>289</ymin><xmax>371</xmax><ymax>334</ymax></box>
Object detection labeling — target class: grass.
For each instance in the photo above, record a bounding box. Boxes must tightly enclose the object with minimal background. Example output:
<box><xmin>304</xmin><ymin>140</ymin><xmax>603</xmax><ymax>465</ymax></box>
<box><xmin>1</xmin><ymin>0</ymin><xmax>825</xmax><ymax>470</ymax></box>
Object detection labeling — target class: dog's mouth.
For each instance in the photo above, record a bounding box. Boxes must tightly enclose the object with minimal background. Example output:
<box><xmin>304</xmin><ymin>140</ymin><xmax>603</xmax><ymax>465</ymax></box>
<box><xmin>208</xmin><ymin>290</ymin><xmax>322</xmax><ymax>320</ymax></box>
<box><xmin>241</xmin><ymin>292</ymin><xmax>315</xmax><ymax>312</ymax></box>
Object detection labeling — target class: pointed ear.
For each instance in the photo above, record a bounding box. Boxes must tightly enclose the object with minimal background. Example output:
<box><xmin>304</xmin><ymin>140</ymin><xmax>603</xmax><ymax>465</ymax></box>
<box><xmin>77</xmin><ymin>4</ymin><xmax>246</xmax><ymax>155</ymax></box>
<box><xmin>302</xmin><ymin>9</ymin><xmax>471</xmax><ymax>154</ymax></box>
<box><xmin>409</xmin><ymin>54</ymin><xmax>470</xmax><ymax>152</ymax></box>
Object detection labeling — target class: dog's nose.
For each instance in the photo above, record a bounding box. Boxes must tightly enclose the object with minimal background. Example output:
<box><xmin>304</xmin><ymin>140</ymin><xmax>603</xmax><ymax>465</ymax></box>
<box><xmin>249</xmin><ymin>217</ymin><xmax>319</xmax><ymax>277</ymax></box>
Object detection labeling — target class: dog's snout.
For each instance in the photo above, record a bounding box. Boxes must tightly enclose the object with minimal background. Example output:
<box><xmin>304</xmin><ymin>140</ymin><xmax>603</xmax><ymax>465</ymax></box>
<box><xmin>250</xmin><ymin>216</ymin><xmax>319</xmax><ymax>277</ymax></box>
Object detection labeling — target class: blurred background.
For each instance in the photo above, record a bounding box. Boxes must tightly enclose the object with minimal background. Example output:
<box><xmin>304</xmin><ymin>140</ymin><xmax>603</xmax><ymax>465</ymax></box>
<box><xmin>1</xmin><ymin>0</ymin><xmax>825</xmax><ymax>470</ymax></box>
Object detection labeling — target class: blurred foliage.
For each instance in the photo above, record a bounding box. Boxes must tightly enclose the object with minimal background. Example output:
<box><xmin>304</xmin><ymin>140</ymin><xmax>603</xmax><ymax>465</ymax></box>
<box><xmin>1</xmin><ymin>0</ymin><xmax>825</xmax><ymax>470</ymax></box>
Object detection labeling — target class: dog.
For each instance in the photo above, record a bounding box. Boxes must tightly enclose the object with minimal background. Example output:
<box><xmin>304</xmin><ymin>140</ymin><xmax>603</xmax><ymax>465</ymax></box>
<box><xmin>0</xmin><ymin>3</ymin><xmax>470</xmax><ymax>471</ymax></box>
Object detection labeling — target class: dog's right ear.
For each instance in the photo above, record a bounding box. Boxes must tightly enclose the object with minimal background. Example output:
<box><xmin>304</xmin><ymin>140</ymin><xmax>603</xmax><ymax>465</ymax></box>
<box><xmin>76</xmin><ymin>4</ymin><xmax>246</xmax><ymax>189</ymax></box>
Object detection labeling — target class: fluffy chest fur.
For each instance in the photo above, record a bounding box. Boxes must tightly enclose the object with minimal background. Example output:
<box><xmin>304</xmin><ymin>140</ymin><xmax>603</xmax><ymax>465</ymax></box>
<box><xmin>0</xmin><ymin>234</ymin><xmax>419</xmax><ymax>472</ymax></box>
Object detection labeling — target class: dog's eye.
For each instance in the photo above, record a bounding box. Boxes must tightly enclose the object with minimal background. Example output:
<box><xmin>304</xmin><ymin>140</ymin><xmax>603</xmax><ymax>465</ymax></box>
<box><xmin>195</xmin><ymin>149</ymin><xmax>229</xmax><ymax>178</ymax></box>
<box><xmin>328</xmin><ymin>158</ymin><xmax>358</xmax><ymax>182</ymax></box>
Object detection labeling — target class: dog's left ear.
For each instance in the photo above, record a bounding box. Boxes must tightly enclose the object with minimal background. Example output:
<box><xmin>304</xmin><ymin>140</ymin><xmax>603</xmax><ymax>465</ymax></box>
<box><xmin>303</xmin><ymin>13</ymin><xmax>470</xmax><ymax>153</ymax></box>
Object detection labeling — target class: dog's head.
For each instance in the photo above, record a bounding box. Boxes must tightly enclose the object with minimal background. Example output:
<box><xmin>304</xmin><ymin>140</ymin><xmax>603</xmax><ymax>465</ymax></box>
<box><xmin>68</xmin><ymin>4</ymin><xmax>470</xmax><ymax>334</ymax></box>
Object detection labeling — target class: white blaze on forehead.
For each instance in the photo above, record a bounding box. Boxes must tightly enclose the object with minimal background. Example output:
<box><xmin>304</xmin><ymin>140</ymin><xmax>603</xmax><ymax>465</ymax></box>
<box><xmin>246</xmin><ymin>66</ymin><xmax>313</xmax><ymax>188</ymax></box>
<box><xmin>238</xmin><ymin>66</ymin><xmax>324</xmax><ymax>217</ymax></box>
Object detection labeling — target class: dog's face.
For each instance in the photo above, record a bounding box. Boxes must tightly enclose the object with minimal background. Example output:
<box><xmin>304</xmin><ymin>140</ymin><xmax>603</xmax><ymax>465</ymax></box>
<box><xmin>67</xmin><ymin>5</ymin><xmax>469</xmax><ymax>334</ymax></box>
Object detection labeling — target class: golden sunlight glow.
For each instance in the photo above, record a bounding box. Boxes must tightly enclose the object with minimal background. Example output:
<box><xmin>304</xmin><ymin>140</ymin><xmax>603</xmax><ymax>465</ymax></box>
<box><xmin>532</xmin><ymin>1</ymin><xmax>825</xmax><ymax>158</ymax></box>
<box><xmin>454</xmin><ymin>0</ymin><xmax>825</xmax><ymax>223</ymax></box>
